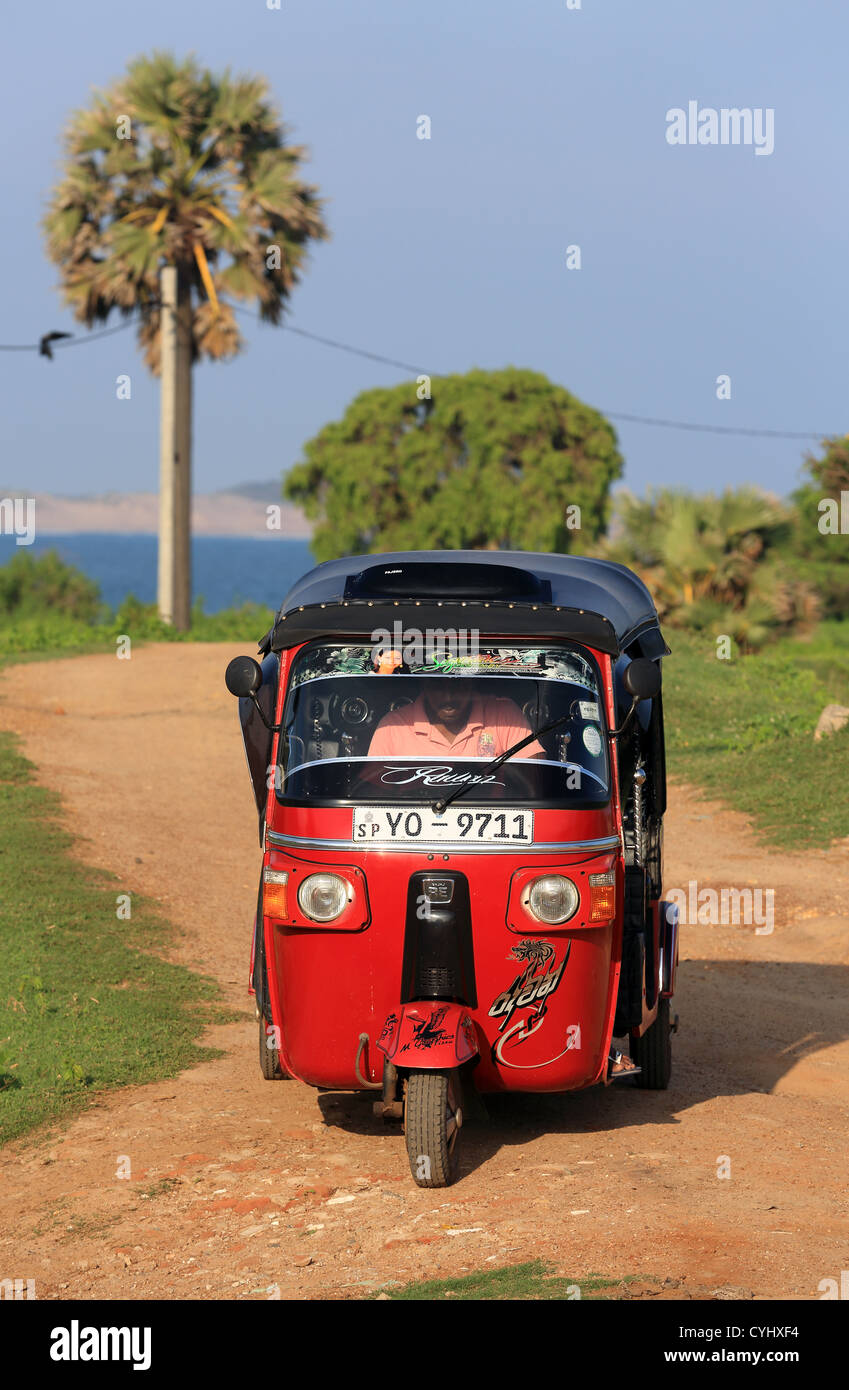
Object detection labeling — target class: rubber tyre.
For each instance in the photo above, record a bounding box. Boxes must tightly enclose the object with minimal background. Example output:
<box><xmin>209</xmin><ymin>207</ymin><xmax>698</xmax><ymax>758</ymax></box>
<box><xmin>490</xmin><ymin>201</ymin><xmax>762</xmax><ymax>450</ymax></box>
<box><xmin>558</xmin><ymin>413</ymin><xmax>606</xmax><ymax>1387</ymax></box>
<box><xmin>630</xmin><ymin>996</ymin><xmax>672</xmax><ymax>1089</ymax></box>
<box><xmin>259</xmin><ymin>1019</ymin><xmax>285</xmax><ymax>1080</ymax></box>
<box><xmin>404</xmin><ymin>1070</ymin><xmax>461</xmax><ymax>1188</ymax></box>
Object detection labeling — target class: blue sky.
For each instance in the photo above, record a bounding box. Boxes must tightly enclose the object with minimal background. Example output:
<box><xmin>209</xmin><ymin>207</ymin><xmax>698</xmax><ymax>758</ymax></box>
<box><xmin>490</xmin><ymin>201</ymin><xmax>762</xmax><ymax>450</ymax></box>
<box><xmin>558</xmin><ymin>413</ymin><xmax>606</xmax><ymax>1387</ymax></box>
<box><xmin>3</xmin><ymin>0</ymin><xmax>847</xmax><ymax>498</ymax></box>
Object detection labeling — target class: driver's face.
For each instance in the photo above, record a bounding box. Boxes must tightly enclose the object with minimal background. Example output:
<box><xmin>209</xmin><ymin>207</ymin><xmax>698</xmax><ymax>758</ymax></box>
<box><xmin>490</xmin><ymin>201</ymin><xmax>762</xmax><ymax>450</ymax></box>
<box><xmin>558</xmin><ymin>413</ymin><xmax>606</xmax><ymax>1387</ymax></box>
<box><xmin>424</xmin><ymin>680</ymin><xmax>472</xmax><ymax>726</ymax></box>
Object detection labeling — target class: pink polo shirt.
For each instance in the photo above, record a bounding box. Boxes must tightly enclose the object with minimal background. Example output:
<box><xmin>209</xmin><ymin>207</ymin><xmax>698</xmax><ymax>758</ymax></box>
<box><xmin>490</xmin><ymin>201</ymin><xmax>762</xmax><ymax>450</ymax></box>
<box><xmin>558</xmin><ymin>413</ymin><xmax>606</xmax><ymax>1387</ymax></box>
<box><xmin>368</xmin><ymin>692</ymin><xmax>545</xmax><ymax>760</ymax></box>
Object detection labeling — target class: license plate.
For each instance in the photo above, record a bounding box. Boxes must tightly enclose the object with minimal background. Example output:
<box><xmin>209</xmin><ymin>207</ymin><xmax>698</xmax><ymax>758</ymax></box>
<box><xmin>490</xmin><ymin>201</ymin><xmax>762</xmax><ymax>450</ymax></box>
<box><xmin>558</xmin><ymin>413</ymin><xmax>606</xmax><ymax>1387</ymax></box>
<box><xmin>353</xmin><ymin>805</ymin><xmax>534</xmax><ymax>845</ymax></box>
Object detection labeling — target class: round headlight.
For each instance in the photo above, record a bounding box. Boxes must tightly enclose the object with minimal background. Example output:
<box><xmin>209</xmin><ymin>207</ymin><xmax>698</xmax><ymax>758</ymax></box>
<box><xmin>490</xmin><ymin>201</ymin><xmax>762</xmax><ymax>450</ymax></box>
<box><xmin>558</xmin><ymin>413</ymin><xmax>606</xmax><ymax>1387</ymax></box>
<box><xmin>527</xmin><ymin>874</ymin><xmax>579</xmax><ymax>925</ymax></box>
<box><xmin>297</xmin><ymin>873</ymin><xmax>350</xmax><ymax>922</ymax></box>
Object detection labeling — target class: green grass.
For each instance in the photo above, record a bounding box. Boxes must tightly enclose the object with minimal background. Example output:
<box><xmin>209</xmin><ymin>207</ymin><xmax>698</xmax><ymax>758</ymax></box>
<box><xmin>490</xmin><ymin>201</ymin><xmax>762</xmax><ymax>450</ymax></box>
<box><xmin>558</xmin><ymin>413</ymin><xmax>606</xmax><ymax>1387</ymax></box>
<box><xmin>0</xmin><ymin>732</ymin><xmax>233</xmax><ymax>1144</ymax></box>
<box><xmin>0</xmin><ymin>599</ymin><xmax>274</xmax><ymax>667</ymax></box>
<box><xmin>665</xmin><ymin>622</ymin><xmax>849</xmax><ymax>847</ymax></box>
<box><xmin>137</xmin><ymin>1177</ymin><xmax>181</xmax><ymax>1200</ymax></box>
<box><xmin>369</xmin><ymin>1260</ymin><xmax>622</xmax><ymax>1300</ymax></box>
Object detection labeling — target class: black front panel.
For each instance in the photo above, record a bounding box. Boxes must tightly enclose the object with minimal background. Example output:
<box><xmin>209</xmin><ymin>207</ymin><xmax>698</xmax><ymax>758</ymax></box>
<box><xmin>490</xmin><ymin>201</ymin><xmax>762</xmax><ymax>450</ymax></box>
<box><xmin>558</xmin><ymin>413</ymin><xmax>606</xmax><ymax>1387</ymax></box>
<box><xmin>400</xmin><ymin>871</ymin><xmax>477</xmax><ymax>1008</ymax></box>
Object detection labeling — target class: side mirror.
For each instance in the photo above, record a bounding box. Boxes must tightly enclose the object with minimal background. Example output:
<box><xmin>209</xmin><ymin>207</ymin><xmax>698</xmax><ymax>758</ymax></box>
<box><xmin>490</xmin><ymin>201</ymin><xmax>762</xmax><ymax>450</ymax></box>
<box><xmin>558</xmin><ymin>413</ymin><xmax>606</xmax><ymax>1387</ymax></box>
<box><xmin>225</xmin><ymin>655</ymin><xmax>263</xmax><ymax>699</ymax></box>
<box><xmin>623</xmin><ymin>657</ymin><xmax>662</xmax><ymax>702</ymax></box>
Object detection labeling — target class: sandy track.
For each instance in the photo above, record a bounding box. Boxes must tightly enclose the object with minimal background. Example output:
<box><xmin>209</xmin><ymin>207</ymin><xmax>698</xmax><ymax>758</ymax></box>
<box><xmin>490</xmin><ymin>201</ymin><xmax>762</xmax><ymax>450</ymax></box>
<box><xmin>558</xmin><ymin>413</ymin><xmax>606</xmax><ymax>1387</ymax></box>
<box><xmin>1</xmin><ymin>643</ymin><xmax>847</xmax><ymax>1300</ymax></box>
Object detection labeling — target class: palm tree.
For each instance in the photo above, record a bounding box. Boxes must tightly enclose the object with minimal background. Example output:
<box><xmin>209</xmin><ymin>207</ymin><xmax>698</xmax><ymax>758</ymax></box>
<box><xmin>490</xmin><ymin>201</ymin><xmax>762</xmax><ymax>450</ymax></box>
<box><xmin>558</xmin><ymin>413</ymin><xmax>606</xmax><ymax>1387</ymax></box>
<box><xmin>43</xmin><ymin>51</ymin><xmax>328</xmax><ymax>628</ymax></box>
<box><xmin>602</xmin><ymin>486</ymin><xmax>818</xmax><ymax>647</ymax></box>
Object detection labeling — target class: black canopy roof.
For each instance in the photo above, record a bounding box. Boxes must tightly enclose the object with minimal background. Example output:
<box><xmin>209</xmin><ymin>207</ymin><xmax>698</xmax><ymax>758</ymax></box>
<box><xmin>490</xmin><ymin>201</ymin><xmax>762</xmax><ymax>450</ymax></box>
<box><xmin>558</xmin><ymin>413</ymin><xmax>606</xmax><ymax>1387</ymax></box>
<box><xmin>262</xmin><ymin>551</ymin><xmax>668</xmax><ymax>658</ymax></box>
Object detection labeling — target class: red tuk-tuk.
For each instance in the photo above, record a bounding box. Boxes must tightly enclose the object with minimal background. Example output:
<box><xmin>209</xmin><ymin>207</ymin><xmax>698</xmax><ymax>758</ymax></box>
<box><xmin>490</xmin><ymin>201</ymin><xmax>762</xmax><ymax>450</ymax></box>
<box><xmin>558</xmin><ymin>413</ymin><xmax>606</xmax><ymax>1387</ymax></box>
<box><xmin>226</xmin><ymin>552</ymin><xmax>679</xmax><ymax>1186</ymax></box>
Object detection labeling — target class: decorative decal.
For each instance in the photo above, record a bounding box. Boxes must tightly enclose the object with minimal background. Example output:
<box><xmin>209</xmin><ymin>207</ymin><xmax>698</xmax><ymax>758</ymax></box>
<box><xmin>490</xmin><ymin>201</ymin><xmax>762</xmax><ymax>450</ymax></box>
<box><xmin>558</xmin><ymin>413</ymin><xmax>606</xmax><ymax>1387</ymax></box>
<box><xmin>379</xmin><ymin>764</ymin><xmax>505</xmax><ymax>788</ymax></box>
<box><xmin>399</xmin><ymin>1005</ymin><xmax>453</xmax><ymax>1053</ymax></box>
<box><xmin>488</xmin><ymin>939</ymin><xmax>576</xmax><ymax>1070</ymax></box>
<box><xmin>377</xmin><ymin>1012</ymin><xmax>399</xmax><ymax>1047</ymax></box>
<box><xmin>488</xmin><ymin>941</ymin><xmax>566</xmax><ymax>1030</ymax></box>
<box><xmin>460</xmin><ymin>1014</ymin><xmax>477</xmax><ymax>1054</ymax></box>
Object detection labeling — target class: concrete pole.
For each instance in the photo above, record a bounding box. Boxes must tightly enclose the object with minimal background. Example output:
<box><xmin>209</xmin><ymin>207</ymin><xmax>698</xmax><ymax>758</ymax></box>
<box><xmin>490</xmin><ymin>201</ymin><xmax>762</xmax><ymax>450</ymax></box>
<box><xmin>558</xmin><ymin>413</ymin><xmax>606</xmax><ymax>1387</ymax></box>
<box><xmin>157</xmin><ymin>266</ymin><xmax>193</xmax><ymax>629</ymax></box>
<box><xmin>157</xmin><ymin>265</ymin><xmax>178</xmax><ymax>624</ymax></box>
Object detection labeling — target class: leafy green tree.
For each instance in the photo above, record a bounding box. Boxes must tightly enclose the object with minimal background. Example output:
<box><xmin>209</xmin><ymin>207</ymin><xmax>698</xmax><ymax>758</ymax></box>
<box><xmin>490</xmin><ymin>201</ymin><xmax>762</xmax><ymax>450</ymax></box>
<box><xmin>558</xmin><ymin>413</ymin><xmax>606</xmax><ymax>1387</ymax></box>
<box><xmin>284</xmin><ymin>367</ymin><xmax>623</xmax><ymax>559</ymax></box>
<box><xmin>792</xmin><ymin>436</ymin><xmax>849</xmax><ymax>618</ymax></box>
<box><xmin>43</xmin><ymin>51</ymin><xmax>327</xmax><ymax>624</ymax></box>
<box><xmin>602</xmin><ymin>487</ymin><xmax>820</xmax><ymax>650</ymax></box>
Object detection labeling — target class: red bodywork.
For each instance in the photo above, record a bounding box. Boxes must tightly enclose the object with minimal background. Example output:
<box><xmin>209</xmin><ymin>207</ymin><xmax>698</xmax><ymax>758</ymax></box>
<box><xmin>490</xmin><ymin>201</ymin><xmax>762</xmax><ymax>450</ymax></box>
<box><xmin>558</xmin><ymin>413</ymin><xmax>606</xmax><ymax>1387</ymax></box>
<box><xmin>253</xmin><ymin>640</ymin><xmax>661</xmax><ymax>1096</ymax></box>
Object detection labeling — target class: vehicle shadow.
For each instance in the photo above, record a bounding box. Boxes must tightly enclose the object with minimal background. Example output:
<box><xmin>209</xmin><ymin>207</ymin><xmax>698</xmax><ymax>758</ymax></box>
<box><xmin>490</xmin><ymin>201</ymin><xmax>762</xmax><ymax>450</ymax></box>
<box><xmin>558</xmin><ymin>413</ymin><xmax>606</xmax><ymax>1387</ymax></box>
<box><xmin>315</xmin><ymin>958</ymin><xmax>849</xmax><ymax>1180</ymax></box>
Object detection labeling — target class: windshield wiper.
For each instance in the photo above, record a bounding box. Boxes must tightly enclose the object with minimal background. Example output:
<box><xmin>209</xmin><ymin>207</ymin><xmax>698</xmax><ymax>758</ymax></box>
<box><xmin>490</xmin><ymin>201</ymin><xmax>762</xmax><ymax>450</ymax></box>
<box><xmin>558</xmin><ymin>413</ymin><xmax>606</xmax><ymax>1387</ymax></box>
<box><xmin>432</xmin><ymin>713</ymin><xmax>572</xmax><ymax>814</ymax></box>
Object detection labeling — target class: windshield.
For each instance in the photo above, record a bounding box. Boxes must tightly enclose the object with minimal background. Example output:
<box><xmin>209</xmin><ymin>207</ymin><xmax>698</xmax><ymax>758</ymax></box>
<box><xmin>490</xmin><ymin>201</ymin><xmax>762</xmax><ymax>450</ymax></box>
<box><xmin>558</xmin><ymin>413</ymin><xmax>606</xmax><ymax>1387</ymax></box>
<box><xmin>276</xmin><ymin>642</ymin><xmax>610</xmax><ymax>806</ymax></box>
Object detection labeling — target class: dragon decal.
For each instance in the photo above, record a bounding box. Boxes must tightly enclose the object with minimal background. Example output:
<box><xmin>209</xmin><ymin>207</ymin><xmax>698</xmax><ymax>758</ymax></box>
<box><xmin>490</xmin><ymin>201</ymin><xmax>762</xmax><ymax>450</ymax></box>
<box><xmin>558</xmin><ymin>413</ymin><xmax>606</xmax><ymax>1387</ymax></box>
<box><xmin>399</xmin><ymin>1005</ymin><xmax>453</xmax><ymax>1053</ymax></box>
<box><xmin>488</xmin><ymin>939</ymin><xmax>576</xmax><ymax>1069</ymax></box>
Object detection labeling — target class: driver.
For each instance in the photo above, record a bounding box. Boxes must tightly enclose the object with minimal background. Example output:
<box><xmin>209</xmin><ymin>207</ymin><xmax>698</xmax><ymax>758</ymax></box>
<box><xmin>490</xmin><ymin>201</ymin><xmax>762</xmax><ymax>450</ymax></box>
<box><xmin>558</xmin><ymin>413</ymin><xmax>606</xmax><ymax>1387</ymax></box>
<box><xmin>368</xmin><ymin>678</ymin><xmax>545</xmax><ymax>760</ymax></box>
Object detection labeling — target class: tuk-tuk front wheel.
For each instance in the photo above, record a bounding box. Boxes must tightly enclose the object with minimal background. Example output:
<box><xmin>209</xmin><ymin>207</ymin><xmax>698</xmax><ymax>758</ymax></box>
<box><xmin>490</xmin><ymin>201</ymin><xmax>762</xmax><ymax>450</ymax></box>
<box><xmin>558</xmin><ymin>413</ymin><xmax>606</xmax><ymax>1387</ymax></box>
<box><xmin>404</xmin><ymin>1070</ymin><xmax>462</xmax><ymax>1187</ymax></box>
<box><xmin>630</xmin><ymin>996</ymin><xmax>672</xmax><ymax>1089</ymax></box>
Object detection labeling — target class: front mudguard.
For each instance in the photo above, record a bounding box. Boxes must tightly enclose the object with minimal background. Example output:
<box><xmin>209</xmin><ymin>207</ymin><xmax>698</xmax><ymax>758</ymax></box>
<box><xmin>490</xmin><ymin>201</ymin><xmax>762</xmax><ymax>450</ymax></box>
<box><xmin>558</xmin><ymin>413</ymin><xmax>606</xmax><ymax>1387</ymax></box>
<box><xmin>376</xmin><ymin>1002</ymin><xmax>479</xmax><ymax>1069</ymax></box>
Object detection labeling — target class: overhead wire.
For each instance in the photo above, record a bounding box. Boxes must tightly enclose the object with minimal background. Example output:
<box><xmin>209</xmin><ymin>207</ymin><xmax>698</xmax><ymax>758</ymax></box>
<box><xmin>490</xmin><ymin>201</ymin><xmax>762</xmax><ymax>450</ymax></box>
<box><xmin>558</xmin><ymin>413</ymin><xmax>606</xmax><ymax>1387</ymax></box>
<box><xmin>1</xmin><ymin>302</ymin><xmax>835</xmax><ymax>440</ymax></box>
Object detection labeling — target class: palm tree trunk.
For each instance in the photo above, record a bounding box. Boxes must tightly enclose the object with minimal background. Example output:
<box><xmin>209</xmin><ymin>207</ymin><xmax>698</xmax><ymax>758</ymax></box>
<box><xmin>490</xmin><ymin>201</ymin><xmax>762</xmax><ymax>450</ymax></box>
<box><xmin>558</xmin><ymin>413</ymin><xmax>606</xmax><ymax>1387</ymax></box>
<box><xmin>157</xmin><ymin>264</ymin><xmax>193</xmax><ymax>630</ymax></box>
<box><xmin>173</xmin><ymin>272</ymin><xmax>193</xmax><ymax>630</ymax></box>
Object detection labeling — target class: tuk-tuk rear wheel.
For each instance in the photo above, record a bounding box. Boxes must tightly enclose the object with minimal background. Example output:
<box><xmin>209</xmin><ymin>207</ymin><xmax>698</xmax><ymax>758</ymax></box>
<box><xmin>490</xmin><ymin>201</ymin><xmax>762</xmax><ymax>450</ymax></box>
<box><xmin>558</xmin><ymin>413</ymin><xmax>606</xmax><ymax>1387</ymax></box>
<box><xmin>258</xmin><ymin>1019</ymin><xmax>285</xmax><ymax>1080</ymax></box>
<box><xmin>404</xmin><ymin>1070</ymin><xmax>461</xmax><ymax>1188</ymax></box>
<box><xmin>630</xmin><ymin>996</ymin><xmax>672</xmax><ymax>1089</ymax></box>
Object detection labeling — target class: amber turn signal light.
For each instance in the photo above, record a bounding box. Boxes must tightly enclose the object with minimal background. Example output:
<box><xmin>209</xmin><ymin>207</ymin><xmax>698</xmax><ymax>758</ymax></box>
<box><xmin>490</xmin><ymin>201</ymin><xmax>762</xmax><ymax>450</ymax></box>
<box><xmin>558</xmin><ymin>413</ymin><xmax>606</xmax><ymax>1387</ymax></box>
<box><xmin>263</xmin><ymin>869</ymin><xmax>289</xmax><ymax>920</ymax></box>
<box><xmin>588</xmin><ymin>870</ymin><xmax>616</xmax><ymax>922</ymax></box>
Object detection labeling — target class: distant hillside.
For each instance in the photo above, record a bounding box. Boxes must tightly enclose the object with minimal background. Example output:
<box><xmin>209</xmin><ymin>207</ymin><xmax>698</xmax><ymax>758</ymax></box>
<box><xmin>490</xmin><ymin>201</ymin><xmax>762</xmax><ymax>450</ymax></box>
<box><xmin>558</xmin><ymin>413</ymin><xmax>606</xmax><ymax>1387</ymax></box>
<box><xmin>20</xmin><ymin>486</ymin><xmax>310</xmax><ymax>538</ymax></box>
<box><xmin>217</xmin><ymin>479</ymin><xmax>284</xmax><ymax>505</ymax></box>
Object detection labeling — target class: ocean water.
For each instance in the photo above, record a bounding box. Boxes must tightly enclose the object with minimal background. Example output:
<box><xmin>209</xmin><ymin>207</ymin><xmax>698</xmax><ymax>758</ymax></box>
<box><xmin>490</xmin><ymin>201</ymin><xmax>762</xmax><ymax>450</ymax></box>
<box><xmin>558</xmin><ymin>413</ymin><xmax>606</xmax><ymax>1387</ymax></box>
<box><xmin>0</xmin><ymin>533</ymin><xmax>316</xmax><ymax>614</ymax></box>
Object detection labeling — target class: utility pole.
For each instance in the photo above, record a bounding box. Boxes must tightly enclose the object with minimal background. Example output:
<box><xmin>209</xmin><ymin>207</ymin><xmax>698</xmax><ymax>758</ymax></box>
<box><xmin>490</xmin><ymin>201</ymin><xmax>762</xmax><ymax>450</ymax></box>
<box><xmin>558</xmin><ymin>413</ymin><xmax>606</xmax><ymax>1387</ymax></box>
<box><xmin>157</xmin><ymin>265</ymin><xmax>193</xmax><ymax>629</ymax></box>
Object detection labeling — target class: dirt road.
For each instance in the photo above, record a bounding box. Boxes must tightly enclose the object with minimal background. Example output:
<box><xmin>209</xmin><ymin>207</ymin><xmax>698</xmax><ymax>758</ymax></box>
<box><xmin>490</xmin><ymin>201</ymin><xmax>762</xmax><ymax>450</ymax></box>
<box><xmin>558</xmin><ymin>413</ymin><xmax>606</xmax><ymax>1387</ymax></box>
<box><xmin>1</xmin><ymin>644</ymin><xmax>847</xmax><ymax>1300</ymax></box>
